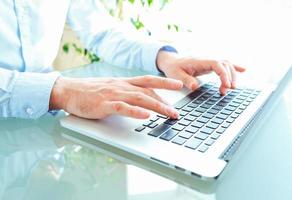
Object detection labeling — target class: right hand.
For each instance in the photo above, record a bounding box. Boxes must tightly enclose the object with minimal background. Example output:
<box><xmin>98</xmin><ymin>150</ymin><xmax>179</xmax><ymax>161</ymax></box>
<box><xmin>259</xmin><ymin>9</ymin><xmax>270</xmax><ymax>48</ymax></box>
<box><xmin>49</xmin><ymin>75</ymin><xmax>183</xmax><ymax>119</ymax></box>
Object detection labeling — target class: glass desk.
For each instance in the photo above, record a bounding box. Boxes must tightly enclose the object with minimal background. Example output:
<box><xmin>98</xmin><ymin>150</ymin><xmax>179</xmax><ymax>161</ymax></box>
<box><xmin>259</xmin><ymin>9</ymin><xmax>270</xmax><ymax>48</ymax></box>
<box><xmin>1</xmin><ymin>63</ymin><xmax>291</xmax><ymax>200</ymax></box>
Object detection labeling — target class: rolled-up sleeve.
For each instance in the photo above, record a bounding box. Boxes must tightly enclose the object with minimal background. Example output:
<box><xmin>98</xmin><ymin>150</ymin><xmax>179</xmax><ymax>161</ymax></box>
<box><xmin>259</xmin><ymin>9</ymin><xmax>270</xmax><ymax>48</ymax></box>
<box><xmin>0</xmin><ymin>68</ymin><xmax>60</xmax><ymax>119</ymax></box>
<box><xmin>67</xmin><ymin>0</ymin><xmax>167</xmax><ymax>72</ymax></box>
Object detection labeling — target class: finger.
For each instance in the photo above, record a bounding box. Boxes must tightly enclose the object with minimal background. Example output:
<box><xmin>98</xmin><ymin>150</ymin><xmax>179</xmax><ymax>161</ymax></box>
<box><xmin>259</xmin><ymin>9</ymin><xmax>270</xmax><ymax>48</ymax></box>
<box><xmin>128</xmin><ymin>86</ymin><xmax>170</xmax><ymax>105</ymax></box>
<box><xmin>126</xmin><ymin>75</ymin><xmax>183</xmax><ymax>90</ymax></box>
<box><xmin>234</xmin><ymin>65</ymin><xmax>246</xmax><ymax>72</ymax></box>
<box><xmin>220</xmin><ymin>85</ymin><xmax>228</xmax><ymax>96</ymax></box>
<box><xmin>229</xmin><ymin>65</ymin><xmax>237</xmax><ymax>89</ymax></box>
<box><xmin>116</xmin><ymin>91</ymin><xmax>179</xmax><ymax>119</ymax></box>
<box><xmin>223</xmin><ymin>62</ymin><xmax>232</xmax><ymax>84</ymax></box>
<box><xmin>106</xmin><ymin>101</ymin><xmax>150</xmax><ymax>119</ymax></box>
<box><xmin>209</xmin><ymin>61</ymin><xmax>231</xmax><ymax>89</ymax></box>
<box><xmin>174</xmin><ymin>70</ymin><xmax>200</xmax><ymax>90</ymax></box>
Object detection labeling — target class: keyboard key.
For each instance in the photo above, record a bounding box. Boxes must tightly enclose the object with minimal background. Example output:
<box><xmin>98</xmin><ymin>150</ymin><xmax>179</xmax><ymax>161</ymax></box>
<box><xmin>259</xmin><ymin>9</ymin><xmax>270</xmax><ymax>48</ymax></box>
<box><xmin>242</xmin><ymin>101</ymin><xmax>250</xmax><ymax>106</ymax></box>
<box><xmin>185</xmin><ymin>126</ymin><xmax>199</xmax><ymax>134</ymax></box>
<box><xmin>246</xmin><ymin>98</ymin><xmax>253</xmax><ymax>103</ymax></box>
<box><xmin>235</xmin><ymin>109</ymin><xmax>243</xmax><ymax>114</ymax></box>
<box><xmin>216</xmin><ymin>113</ymin><xmax>228</xmax><ymax>120</ymax></box>
<box><xmin>172</xmin><ymin>136</ymin><xmax>187</xmax><ymax>145</ymax></box>
<box><xmin>211</xmin><ymin>118</ymin><xmax>224</xmax><ymax>124</ymax></box>
<box><xmin>191</xmin><ymin>121</ymin><xmax>204</xmax><ymax>128</ymax></box>
<box><xmin>205</xmin><ymin>100</ymin><xmax>216</xmax><ymax>105</ymax></box>
<box><xmin>206</xmin><ymin>122</ymin><xmax>219</xmax><ymax>129</ymax></box>
<box><xmin>202</xmin><ymin>113</ymin><xmax>214</xmax><ymax>119</ymax></box>
<box><xmin>193</xmin><ymin>99</ymin><xmax>203</xmax><ymax>104</ymax></box>
<box><xmin>178</xmin><ymin>119</ymin><xmax>192</xmax><ymax>126</ymax></box>
<box><xmin>216</xmin><ymin>127</ymin><xmax>226</xmax><ymax>134</ymax></box>
<box><xmin>198</xmin><ymin>144</ymin><xmax>209</xmax><ymax>153</ymax></box>
<box><xmin>190</xmin><ymin>110</ymin><xmax>202</xmax><ymax>117</ymax></box>
<box><xmin>220</xmin><ymin>109</ymin><xmax>232</xmax><ymax>115</ymax></box>
<box><xmin>225</xmin><ymin>105</ymin><xmax>236</xmax><ymax>111</ymax></box>
<box><xmin>143</xmin><ymin>121</ymin><xmax>153</xmax><ymax>126</ymax></box>
<box><xmin>221</xmin><ymin>122</ymin><xmax>231</xmax><ymax>128</ymax></box>
<box><xmin>157</xmin><ymin>114</ymin><xmax>168</xmax><ymax>119</ymax></box>
<box><xmin>188</xmin><ymin>103</ymin><xmax>199</xmax><ymax>108</ymax></box>
<box><xmin>239</xmin><ymin>105</ymin><xmax>247</xmax><ymax>110</ymax></box>
<box><xmin>236</xmin><ymin>96</ymin><xmax>245</xmax><ymax>101</ymax></box>
<box><xmin>200</xmin><ymin>127</ymin><xmax>214</xmax><ymax>135</ymax></box>
<box><xmin>212</xmin><ymin>105</ymin><xmax>223</xmax><ymax>111</ymax></box>
<box><xmin>194</xmin><ymin>132</ymin><xmax>209</xmax><ymax>140</ymax></box>
<box><xmin>217</xmin><ymin>101</ymin><xmax>228</xmax><ymax>107</ymax></box>
<box><xmin>150</xmin><ymin>116</ymin><xmax>159</xmax><ymax>122</ymax></box>
<box><xmin>148</xmin><ymin>124</ymin><xmax>171</xmax><ymax>137</ymax></box>
<box><xmin>201</xmin><ymin>103</ymin><xmax>212</xmax><ymax>109</ymax></box>
<box><xmin>174</xmin><ymin>96</ymin><xmax>192</xmax><ymax>109</ymax></box>
<box><xmin>207</xmin><ymin>109</ymin><xmax>219</xmax><ymax>115</ymax></box>
<box><xmin>148</xmin><ymin>123</ymin><xmax>158</xmax><ymax>128</ymax></box>
<box><xmin>229</xmin><ymin>102</ymin><xmax>240</xmax><ymax>107</ymax></box>
<box><xmin>197</xmin><ymin>117</ymin><xmax>209</xmax><ymax>123</ymax></box>
<box><xmin>172</xmin><ymin>123</ymin><xmax>185</xmax><ymax>131</ymax></box>
<box><xmin>226</xmin><ymin>117</ymin><xmax>235</xmax><ymax>123</ymax></box>
<box><xmin>179</xmin><ymin>131</ymin><xmax>193</xmax><ymax>139</ymax></box>
<box><xmin>196</xmin><ymin>107</ymin><xmax>207</xmax><ymax>113</ymax></box>
<box><xmin>230</xmin><ymin>113</ymin><xmax>240</xmax><ymax>118</ymax></box>
<box><xmin>182</xmin><ymin>106</ymin><xmax>194</xmax><ymax>112</ymax></box>
<box><xmin>179</xmin><ymin>110</ymin><xmax>189</xmax><ymax>116</ymax></box>
<box><xmin>233</xmin><ymin>99</ymin><xmax>243</xmax><ymax>104</ymax></box>
<box><xmin>189</xmin><ymin>89</ymin><xmax>205</xmax><ymax>99</ymax></box>
<box><xmin>205</xmin><ymin>138</ymin><xmax>215</xmax><ymax>146</ymax></box>
<box><xmin>198</xmin><ymin>96</ymin><xmax>208</xmax><ymax>101</ymax></box>
<box><xmin>184</xmin><ymin>115</ymin><xmax>197</xmax><ymax>121</ymax></box>
<box><xmin>211</xmin><ymin>133</ymin><xmax>221</xmax><ymax>139</ymax></box>
<box><xmin>135</xmin><ymin>126</ymin><xmax>145</xmax><ymax>132</ymax></box>
<box><xmin>160</xmin><ymin>129</ymin><xmax>179</xmax><ymax>141</ymax></box>
<box><xmin>164</xmin><ymin>119</ymin><xmax>178</xmax><ymax>125</ymax></box>
<box><xmin>185</xmin><ymin>137</ymin><xmax>203</xmax><ymax>150</ymax></box>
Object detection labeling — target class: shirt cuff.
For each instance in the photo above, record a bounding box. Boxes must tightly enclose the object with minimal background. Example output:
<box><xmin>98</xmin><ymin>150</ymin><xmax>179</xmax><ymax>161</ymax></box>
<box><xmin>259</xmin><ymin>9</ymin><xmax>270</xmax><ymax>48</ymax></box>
<box><xmin>10</xmin><ymin>71</ymin><xmax>61</xmax><ymax>119</ymax></box>
<box><xmin>141</xmin><ymin>43</ymin><xmax>178</xmax><ymax>73</ymax></box>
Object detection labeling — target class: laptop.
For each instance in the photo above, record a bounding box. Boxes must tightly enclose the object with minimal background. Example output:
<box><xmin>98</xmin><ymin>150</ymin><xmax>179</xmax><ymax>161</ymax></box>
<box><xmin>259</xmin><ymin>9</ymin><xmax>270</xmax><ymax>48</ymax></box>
<box><xmin>60</xmin><ymin>64</ymin><xmax>291</xmax><ymax>180</ymax></box>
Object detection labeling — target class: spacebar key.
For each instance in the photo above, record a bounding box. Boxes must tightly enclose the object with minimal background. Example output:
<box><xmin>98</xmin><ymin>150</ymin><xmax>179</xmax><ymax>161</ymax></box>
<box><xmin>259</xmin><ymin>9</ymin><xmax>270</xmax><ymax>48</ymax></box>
<box><xmin>148</xmin><ymin>124</ymin><xmax>171</xmax><ymax>137</ymax></box>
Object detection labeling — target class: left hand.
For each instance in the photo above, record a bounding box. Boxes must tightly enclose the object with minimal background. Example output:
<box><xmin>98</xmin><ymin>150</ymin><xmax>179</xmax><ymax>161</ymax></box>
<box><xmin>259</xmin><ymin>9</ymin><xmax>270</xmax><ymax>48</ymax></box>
<box><xmin>156</xmin><ymin>51</ymin><xmax>246</xmax><ymax>95</ymax></box>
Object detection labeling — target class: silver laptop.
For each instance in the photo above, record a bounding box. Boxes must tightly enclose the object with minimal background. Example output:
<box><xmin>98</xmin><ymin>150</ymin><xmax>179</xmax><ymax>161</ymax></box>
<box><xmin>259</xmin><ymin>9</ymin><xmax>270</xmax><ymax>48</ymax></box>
<box><xmin>60</xmin><ymin>65</ymin><xmax>291</xmax><ymax>180</ymax></box>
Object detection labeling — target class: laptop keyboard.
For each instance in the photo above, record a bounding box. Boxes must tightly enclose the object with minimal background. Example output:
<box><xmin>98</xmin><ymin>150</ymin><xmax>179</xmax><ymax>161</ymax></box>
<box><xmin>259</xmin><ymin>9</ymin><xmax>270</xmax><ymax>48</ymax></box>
<box><xmin>134</xmin><ymin>83</ymin><xmax>261</xmax><ymax>153</ymax></box>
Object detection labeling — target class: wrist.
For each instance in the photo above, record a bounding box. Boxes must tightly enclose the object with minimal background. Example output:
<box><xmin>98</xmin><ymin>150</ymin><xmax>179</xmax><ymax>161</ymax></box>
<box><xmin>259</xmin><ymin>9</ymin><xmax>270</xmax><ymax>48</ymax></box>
<box><xmin>49</xmin><ymin>76</ymin><xmax>68</xmax><ymax>110</ymax></box>
<box><xmin>156</xmin><ymin>50</ymin><xmax>180</xmax><ymax>73</ymax></box>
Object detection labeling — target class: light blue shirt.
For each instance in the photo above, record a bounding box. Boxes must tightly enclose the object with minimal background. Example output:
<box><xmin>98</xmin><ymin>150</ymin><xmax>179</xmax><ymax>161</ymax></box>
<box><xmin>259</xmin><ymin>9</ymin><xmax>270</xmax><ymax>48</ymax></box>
<box><xmin>0</xmin><ymin>0</ymin><xmax>165</xmax><ymax>119</ymax></box>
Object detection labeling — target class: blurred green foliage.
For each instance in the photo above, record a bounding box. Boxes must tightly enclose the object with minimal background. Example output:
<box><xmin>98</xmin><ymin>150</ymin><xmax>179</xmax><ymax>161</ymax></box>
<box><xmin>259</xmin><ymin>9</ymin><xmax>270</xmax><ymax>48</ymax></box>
<box><xmin>63</xmin><ymin>0</ymin><xmax>176</xmax><ymax>63</ymax></box>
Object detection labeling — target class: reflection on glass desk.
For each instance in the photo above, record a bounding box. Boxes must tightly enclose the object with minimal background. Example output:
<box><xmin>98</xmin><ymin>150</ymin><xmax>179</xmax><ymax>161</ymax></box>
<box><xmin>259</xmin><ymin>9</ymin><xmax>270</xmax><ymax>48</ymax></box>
<box><xmin>0</xmin><ymin>62</ymin><xmax>292</xmax><ymax>200</ymax></box>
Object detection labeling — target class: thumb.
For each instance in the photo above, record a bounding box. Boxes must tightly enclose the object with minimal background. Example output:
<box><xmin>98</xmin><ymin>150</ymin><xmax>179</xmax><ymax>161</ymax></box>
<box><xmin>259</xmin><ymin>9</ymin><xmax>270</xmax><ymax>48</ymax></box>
<box><xmin>174</xmin><ymin>70</ymin><xmax>200</xmax><ymax>90</ymax></box>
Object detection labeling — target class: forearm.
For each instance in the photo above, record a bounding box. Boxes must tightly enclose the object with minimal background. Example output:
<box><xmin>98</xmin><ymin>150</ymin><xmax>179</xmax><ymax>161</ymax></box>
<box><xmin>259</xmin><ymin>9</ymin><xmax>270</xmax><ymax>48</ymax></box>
<box><xmin>67</xmin><ymin>0</ymin><xmax>165</xmax><ymax>72</ymax></box>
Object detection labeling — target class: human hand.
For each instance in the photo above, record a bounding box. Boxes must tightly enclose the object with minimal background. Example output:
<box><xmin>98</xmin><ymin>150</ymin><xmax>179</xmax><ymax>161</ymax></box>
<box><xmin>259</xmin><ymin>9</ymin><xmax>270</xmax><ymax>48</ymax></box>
<box><xmin>49</xmin><ymin>75</ymin><xmax>183</xmax><ymax>119</ymax></box>
<box><xmin>156</xmin><ymin>51</ymin><xmax>246</xmax><ymax>95</ymax></box>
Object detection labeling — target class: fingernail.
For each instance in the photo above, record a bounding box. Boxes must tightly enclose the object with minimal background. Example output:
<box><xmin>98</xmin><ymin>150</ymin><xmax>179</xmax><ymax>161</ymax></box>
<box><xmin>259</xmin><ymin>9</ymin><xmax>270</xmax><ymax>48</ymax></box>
<box><xmin>167</xmin><ymin>107</ymin><xmax>178</xmax><ymax>118</ymax></box>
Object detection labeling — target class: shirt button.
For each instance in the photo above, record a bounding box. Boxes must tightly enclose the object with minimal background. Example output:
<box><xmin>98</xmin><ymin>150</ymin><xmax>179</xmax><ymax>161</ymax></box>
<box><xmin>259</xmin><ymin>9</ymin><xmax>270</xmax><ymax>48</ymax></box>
<box><xmin>26</xmin><ymin>107</ymin><xmax>34</xmax><ymax>115</ymax></box>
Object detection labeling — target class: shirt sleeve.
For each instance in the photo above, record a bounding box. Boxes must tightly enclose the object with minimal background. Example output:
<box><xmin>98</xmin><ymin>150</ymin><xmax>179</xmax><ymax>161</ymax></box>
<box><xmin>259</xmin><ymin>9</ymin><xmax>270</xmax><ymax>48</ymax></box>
<box><xmin>0</xmin><ymin>68</ymin><xmax>60</xmax><ymax>119</ymax></box>
<box><xmin>66</xmin><ymin>0</ymin><xmax>167</xmax><ymax>72</ymax></box>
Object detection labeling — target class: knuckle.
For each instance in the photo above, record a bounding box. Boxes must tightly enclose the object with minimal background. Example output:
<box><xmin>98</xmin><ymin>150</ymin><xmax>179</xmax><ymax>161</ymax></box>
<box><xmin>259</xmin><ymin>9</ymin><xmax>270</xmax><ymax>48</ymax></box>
<box><xmin>134</xmin><ymin>92</ymin><xmax>144</xmax><ymax>102</ymax></box>
<box><xmin>113</xmin><ymin>102</ymin><xmax>124</xmax><ymax>112</ymax></box>
<box><xmin>143</xmin><ymin>75</ymin><xmax>154</xmax><ymax>82</ymax></box>
<box><xmin>128</xmin><ymin>107</ymin><xmax>136</xmax><ymax>116</ymax></box>
<box><xmin>100</xmin><ymin>87</ymin><xmax>113</xmax><ymax>95</ymax></box>
<box><xmin>154</xmin><ymin>102</ymin><xmax>163</xmax><ymax>111</ymax></box>
<box><xmin>213</xmin><ymin>60</ymin><xmax>222</xmax><ymax>67</ymax></box>
<box><xmin>144</xmin><ymin>88</ymin><xmax>154</xmax><ymax>96</ymax></box>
